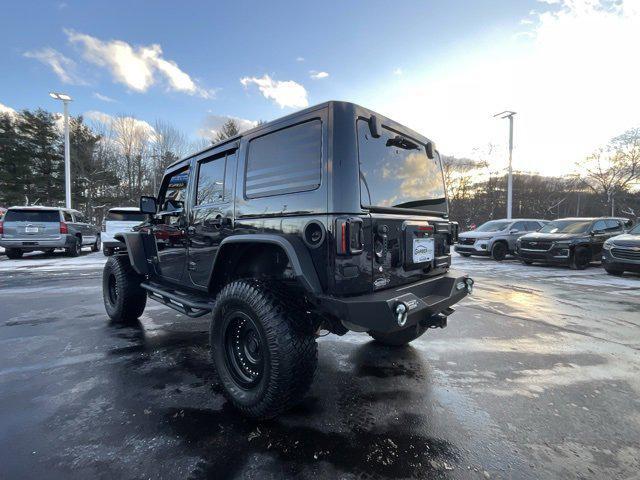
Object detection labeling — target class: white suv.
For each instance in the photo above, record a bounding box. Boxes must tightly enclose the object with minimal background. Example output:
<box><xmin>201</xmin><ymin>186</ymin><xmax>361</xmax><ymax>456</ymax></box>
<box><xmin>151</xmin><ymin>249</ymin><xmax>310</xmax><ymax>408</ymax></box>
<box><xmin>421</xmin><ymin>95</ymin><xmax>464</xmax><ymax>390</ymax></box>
<box><xmin>101</xmin><ymin>207</ymin><xmax>148</xmax><ymax>256</ymax></box>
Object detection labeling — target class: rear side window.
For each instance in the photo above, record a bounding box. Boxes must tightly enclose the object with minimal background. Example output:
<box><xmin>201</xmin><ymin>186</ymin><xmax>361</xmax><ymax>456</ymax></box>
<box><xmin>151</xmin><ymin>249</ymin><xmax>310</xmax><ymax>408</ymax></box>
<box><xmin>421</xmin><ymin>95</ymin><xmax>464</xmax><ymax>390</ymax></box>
<box><xmin>245</xmin><ymin>120</ymin><xmax>321</xmax><ymax>199</ymax></box>
<box><xmin>4</xmin><ymin>209</ymin><xmax>60</xmax><ymax>223</ymax></box>
<box><xmin>196</xmin><ymin>155</ymin><xmax>227</xmax><ymax>205</ymax></box>
<box><xmin>63</xmin><ymin>211</ymin><xmax>73</xmax><ymax>222</ymax></box>
<box><xmin>106</xmin><ymin>211</ymin><xmax>147</xmax><ymax>222</ymax></box>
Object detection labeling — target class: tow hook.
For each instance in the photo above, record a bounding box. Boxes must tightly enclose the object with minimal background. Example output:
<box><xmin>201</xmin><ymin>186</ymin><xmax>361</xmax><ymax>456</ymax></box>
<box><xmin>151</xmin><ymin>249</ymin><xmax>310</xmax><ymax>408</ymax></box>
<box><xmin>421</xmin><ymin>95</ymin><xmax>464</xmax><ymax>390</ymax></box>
<box><xmin>422</xmin><ymin>310</ymin><xmax>451</xmax><ymax>329</ymax></box>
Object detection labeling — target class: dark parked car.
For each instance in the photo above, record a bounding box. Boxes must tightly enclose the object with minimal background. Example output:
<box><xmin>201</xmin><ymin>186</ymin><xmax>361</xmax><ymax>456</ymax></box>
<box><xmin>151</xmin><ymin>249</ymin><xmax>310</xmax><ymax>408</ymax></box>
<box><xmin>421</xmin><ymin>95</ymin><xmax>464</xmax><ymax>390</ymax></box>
<box><xmin>516</xmin><ymin>217</ymin><xmax>628</xmax><ymax>269</ymax></box>
<box><xmin>455</xmin><ymin>218</ymin><xmax>547</xmax><ymax>261</ymax></box>
<box><xmin>0</xmin><ymin>206</ymin><xmax>101</xmax><ymax>258</ymax></box>
<box><xmin>101</xmin><ymin>101</ymin><xmax>473</xmax><ymax>418</ymax></box>
<box><xmin>602</xmin><ymin>222</ymin><xmax>640</xmax><ymax>275</ymax></box>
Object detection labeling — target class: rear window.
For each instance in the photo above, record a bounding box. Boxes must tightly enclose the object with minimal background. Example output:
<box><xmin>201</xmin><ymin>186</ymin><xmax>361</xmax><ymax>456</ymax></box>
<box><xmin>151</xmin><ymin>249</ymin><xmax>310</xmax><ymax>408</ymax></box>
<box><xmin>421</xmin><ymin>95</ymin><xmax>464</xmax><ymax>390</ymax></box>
<box><xmin>358</xmin><ymin>119</ymin><xmax>445</xmax><ymax>209</ymax></box>
<box><xmin>4</xmin><ymin>209</ymin><xmax>60</xmax><ymax>223</ymax></box>
<box><xmin>245</xmin><ymin>120</ymin><xmax>322</xmax><ymax>199</ymax></box>
<box><xmin>106</xmin><ymin>211</ymin><xmax>148</xmax><ymax>222</ymax></box>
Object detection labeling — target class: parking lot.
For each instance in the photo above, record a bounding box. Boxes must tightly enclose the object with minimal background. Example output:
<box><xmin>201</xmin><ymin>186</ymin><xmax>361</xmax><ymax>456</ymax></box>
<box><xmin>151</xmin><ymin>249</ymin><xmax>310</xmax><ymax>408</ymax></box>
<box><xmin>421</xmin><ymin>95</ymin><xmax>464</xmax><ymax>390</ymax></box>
<box><xmin>1</xmin><ymin>250</ymin><xmax>639</xmax><ymax>479</ymax></box>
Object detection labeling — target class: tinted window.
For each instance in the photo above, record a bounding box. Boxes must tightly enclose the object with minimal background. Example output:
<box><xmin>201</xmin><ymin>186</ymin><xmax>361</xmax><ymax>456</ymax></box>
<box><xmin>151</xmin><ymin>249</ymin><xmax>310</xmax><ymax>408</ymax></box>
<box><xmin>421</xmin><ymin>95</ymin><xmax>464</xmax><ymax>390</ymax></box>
<box><xmin>629</xmin><ymin>224</ymin><xmax>640</xmax><ymax>235</ymax></box>
<box><xmin>511</xmin><ymin>222</ymin><xmax>526</xmax><ymax>231</ymax></box>
<box><xmin>63</xmin><ymin>211</ymin><xmax>73</xmax><ymax>222</ymax></box>
<box><xmin>592</xmin><ymin>220</ymin><xmax>607</xmax><ymax>232</ymax></box>
<box><xmin>526</xmin><ymin>221</ymin><xmax>542</xmax><ymax>231</ymax></box>
<box><xmin>197</xmin><ymin>156</ymin><xmax>227</xmax><ymax>205</ymax></box>
<box><xmin>245</xmin><ymin>120</ymin><xmax>321</xmax><ymax>199</ymax></box>
<box><xmin>4</xmin><ymin>209</ymin><xmax>59</xmax><ymax>223</ymax></box>
<box><xmin>605</xmin><ymin>219</ymin><xmax>622</xmax><ymax>232</ymax></box>
<box><xmin>358</xmin><ymin>120</ymin><xmax>445</xmax><ymax>209</ymax></box>
<box><xmin>106</xmin><ymin>211</ymin><xmax>148</xmax><ymax>222</ymax></box>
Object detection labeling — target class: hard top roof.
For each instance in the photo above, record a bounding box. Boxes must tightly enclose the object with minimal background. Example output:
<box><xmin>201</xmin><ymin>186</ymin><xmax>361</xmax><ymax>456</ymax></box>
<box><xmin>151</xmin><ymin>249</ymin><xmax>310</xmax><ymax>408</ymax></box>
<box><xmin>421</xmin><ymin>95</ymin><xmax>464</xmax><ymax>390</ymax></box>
<box><xmin>168</xmin><ymin>100</ymin><xmax>432</xmax><ymax>169</ymax></box>
<box><xmin>107</xmin><ymin>207</ymin><xmax>140</xmax><ymax>212</ymax></box>
<box><xmin>8</xmin><ymin>205</ymin><xmax>78</xmax><ymax>212</ymax></box>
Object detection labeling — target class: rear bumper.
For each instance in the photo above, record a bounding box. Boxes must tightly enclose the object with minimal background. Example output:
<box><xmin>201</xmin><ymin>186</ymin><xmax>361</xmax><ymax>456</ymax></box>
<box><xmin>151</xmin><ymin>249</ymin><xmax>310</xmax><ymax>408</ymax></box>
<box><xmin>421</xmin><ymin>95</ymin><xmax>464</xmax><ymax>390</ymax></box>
<box><xmin>0</xmin><ymin>235</ymin><xmax>75</xmax><ymax>250</ymax></box>
<box><xmin>318</xmin><ymin>270</ymin><xmax>473</xmax><ymax>333</ymax></box>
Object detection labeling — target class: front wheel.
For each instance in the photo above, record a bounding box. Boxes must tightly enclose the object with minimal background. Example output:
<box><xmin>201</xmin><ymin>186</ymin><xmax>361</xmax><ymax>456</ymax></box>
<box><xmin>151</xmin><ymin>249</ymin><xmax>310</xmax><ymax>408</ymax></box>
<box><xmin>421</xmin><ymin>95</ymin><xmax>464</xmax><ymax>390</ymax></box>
<box><xmin>210</xmin><ymin>280</ymin><xmax>317</xmax><ymax>419</ymax></box>
<box><xmin>6</xmin><ymin>249</ymin><xmax>24</xmax><ymax>259</ymax></box>
<box><xmin>91</xmin><ymin>235</ymin><xmax>101</xmax><ymax>252</ymax></box>
<box><xmin>102</xmin><ymin>256</ymin><xmax>147</xmax><ymax>322</ymax></box>
<box><xmin>570</xmin><ymin>247</ymin><xmax>591</xmax><ymax>270</ymax></box>
<box><xmin>369</xmin><ymin>324</ymin><xmax>427</xmax><ymax>347</ymax></box>
<box><xmin>491</xmin><ymin>242</ymin><xmax>507</xmax><ymax>261</ymax></box>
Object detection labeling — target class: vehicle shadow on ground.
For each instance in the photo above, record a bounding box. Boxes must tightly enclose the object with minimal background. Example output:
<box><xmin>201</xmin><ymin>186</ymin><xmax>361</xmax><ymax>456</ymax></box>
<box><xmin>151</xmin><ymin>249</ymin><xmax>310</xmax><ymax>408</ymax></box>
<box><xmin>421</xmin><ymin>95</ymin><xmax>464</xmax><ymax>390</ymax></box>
<box><xmin>105</xmin><ymin>321</ymin><xmax>460</xmax><ymax>479</ymax></box>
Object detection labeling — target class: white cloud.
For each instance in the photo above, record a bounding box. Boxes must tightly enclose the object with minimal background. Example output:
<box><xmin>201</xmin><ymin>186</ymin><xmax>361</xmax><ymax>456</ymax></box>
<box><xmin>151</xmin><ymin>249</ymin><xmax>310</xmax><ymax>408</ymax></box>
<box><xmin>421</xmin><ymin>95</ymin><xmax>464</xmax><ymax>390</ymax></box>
<box><xmin>65</xmin><ymin>29</ymin><xmax>214</xmax><ymax>98</ymax></box>
<box><xmin>310</xmin><ymin>70</ymin><xmax>329</xmax><ymax>80</ymax></box>
<box><xmin>23</xmin><ymin>47</ymin><xmax>87</xmax><ymax>85</ymax></box>
<box><xmin>393</xmin><ymin>68</ymin><xmax>403</xmax><ymax>76</ymax></box>
<box><xmin>0</xmin><ymin>102</ymin><xmax>16</xmax><ymax>116</ymax></box>
<box><xmin>84</xmin><ymin>110</ymin><xmax>155</xmax><ymax>135</ymax></box>
<box><xmin>375</xmin><ymin>0</ymin><xmax>640</xmax><ymax>176</ymax></box>
<box><xmin>240</xmin><ymin>74</ymin><xmax>308</xmax><ymax>108</ymax></box>
<box><xmin>296</xmin><ymin>56</ymin><xmax>305</xmax><ymax>62</ymax></box>
<box><xmin>93</xmin><ymin>92</ymin><xmax>116</xmax><ymax>103</ymax></box>
<box><xmin>197</xmin><ymin>114</ymin><xmax>257</xmax><ymax>140</ymax></box>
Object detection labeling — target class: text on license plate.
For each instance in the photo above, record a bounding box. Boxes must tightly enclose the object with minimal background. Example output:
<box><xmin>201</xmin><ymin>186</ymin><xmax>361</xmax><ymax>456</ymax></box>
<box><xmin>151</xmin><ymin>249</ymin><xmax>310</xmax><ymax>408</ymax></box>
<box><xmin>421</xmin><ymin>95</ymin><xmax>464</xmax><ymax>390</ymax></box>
<box><xmin>413</xmin><ymin>237</ymin><xmax>434</xmax><ymax>263</ymax></box>
<box><xmin>25</xmin><ymin>226</ymin><xmax>39</xmax><ymax>233</ymax></box>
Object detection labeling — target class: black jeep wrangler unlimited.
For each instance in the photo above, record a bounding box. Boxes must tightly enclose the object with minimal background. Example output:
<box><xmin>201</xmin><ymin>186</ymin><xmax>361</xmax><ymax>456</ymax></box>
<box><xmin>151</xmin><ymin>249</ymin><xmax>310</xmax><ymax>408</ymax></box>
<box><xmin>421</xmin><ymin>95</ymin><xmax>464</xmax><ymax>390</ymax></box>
<box><xmin>102</xmin><ymin>101</ymin><xmax>473</xmax><ymax>418</ymax></box>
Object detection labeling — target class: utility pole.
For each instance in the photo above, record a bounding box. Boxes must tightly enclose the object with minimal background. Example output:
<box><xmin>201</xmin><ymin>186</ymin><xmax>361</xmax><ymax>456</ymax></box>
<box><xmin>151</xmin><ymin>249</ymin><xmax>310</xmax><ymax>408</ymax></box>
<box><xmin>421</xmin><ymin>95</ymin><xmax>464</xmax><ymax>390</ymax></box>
<box><xmin>494</xmin><ymin>111</ymin><xmax>516</xmax><ymax>219</ymax></box>
<box><xmin>49</xmin><ymin>92</ymin><xmax>73</xmax><ymax>208</ymax></box>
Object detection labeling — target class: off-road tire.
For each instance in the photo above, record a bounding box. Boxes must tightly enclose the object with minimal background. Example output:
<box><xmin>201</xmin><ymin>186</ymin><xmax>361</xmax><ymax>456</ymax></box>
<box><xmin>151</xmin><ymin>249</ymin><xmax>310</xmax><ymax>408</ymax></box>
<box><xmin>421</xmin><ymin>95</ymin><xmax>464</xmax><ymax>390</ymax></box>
<box><xmin>604</xmin><ymin>266</ymin><xmax>624</xmax><ymax>276</ymax></box>
<box><xmin>102</xmin><ymin>255</ymin><xmax>147</xmax><ymax>323</ymax></box>
<box><xmin>570</xmin><ymin>246</ymin><xmax>591</xmax><ymax>270</ymax></box>
<box><xmin>491</xmin><ymin>242</ymin><xmax>507</xmax><ymax>261</ymax></box>
<box><xmin>368</xmin><ymin>324</ymin><xmax>427</xmax><ymax>347</ymax></box>
<box><xmin>6</xmin><ymin>249</ymin><xmax>24</xmax><ymax>260</ymax></box>
<box><xmin>91</xmin><ymin>235</ymin><xmax>101</xmax><ymax>252</ymax></box>
<box><xmin>210</xmin><ymin>279</ymin><xmax>318</xmax><ymax>419</ymax></box>
<box><xmin>66</xmin><ymin>237</ymin><xmax>82</xmax><ymax>257</ymax></box>
<box><xmin>459</xmin><ymin>253</ymin><xmax>471</xmax><ymax>258</ymax></box>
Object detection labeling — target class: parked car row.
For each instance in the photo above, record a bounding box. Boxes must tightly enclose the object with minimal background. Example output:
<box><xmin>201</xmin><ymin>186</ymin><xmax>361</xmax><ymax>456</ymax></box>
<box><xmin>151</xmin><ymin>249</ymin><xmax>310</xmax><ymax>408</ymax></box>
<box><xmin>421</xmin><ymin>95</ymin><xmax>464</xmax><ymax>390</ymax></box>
<box><xmin>455</xmin><ymin>216</ymin><xmax>639</xmax><ymax>276</ymax></box>
<box><xmin>0</xmin><ymin>205</ymin><xmax>145</xmax><ymax>259</ymax></box>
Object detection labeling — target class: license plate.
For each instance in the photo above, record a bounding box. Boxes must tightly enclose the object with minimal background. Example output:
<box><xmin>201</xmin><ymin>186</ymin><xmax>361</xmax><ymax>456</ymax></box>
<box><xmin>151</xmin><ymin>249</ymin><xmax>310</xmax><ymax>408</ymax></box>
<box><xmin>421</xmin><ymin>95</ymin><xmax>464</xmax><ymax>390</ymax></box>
<box><xmin>413</xmin><ymin>237</ymin><xmax>434</xmax><ymax>263</ymax></box>
<box><xmin>25</xmin><ymin>226</ymin><xmax>39</xmax><ymax>233</ymax></box>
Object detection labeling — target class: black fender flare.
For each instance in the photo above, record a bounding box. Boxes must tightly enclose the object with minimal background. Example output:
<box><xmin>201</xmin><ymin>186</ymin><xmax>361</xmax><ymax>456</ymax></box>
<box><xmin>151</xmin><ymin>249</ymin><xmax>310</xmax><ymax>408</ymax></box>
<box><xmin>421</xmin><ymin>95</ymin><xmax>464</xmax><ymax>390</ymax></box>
<box><xmin>114</xmin><ymin>232</ymin><xmax>157</xmax><ymax>276</ymax></box>
<box><xmin>209</xmin><ymin>234</ymin><xmax>322</xmax><ymax>295</ymax></box>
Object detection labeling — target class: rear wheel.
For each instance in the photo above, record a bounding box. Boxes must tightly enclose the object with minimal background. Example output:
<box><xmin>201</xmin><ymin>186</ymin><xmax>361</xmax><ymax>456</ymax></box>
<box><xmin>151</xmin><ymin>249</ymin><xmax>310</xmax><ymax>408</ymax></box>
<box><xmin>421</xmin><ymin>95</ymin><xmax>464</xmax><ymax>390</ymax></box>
<box><xmin>6</xmin><ymin>249</ymin><xmax>24</xmax><ymax>260</ymax></box>
<box><xmin>604</xmin><ymin>266</ymin><xmax>624</xmax><ymax>276</ymax></box>
<box><xmin>368</xmin><ymin>324</ymin><xmax>427</xmax><ymax>347</ymax></box>
<box><xmin>91</xmin><ymin>235</ymin><xmax>101</xmax><ymax>252</ymax></box>
<box><xmin>210</xmin><ymin>280</ymin><xmax>317</xmax><ymax>419</ymax></box>
<box><xmin>570</xmin><ymin>246</ymin><xmax>591</xmax><ymax>270</ymax></box>
<box><xmin>102</xmin><ymin>256</ymin><xmax>147</xmax><ymax>322</ymax></box>
<box><xmin>491</xmin><ymin>242</ymin><xmax>507</xmax><ymax>261</ymax></box>
<box><xmin>66</xmin><ymin>237</ymin><xmax>82</xmax><ymax>257</ymax></box>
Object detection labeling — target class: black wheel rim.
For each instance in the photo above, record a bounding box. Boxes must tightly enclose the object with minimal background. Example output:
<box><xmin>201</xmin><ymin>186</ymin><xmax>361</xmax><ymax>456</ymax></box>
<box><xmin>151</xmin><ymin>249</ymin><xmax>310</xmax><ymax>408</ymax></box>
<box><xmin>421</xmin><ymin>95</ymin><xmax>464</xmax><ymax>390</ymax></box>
<box><xmin>223</xmin><ymin>311</ymin><xmax>264</xmax><ymax>388</ymax></box>
<box><xmin>108</xmin><ymin>273</ymin><xmax>118</xmax><ymax>305</ymax></box>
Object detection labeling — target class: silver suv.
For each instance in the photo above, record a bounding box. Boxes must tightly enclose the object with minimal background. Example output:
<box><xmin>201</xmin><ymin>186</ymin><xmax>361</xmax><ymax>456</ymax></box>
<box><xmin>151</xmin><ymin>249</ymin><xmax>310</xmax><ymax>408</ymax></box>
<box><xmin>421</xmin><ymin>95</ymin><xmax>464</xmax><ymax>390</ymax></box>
<box><xmin>455</xmin><ymin>218</ymin><xmax>548</xmax><ymax>261</ymax></box>
<box><xmin>0</xmin><ymin>206</ymin><xmax>101</xmax><ymax>259</ymax></box>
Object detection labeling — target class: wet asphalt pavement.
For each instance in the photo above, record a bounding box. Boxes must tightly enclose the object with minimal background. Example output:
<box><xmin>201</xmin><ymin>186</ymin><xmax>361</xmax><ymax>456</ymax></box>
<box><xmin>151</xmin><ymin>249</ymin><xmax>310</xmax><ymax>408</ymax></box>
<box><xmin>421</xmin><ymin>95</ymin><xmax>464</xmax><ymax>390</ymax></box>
<box><xmin>1</xmin><ymin>251</ymin><xmax>639</xmax><ymax>479</ymax></box>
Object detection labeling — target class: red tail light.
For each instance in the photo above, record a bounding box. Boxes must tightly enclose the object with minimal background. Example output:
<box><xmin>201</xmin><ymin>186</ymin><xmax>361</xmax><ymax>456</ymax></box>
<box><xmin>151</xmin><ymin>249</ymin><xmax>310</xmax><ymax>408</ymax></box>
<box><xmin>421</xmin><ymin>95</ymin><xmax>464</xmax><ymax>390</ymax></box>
<box><xmin>336</xmin><ymin>217</ymin><xmax>364</xmax><ymax>255</ymax></box>
<box><xmin>60</xmin><ymin>221</ymin><xmax>68</xmax><ymax>234</ymax></box>
<box><xmin>0</xmin><ymin>221</ymin><xmax>3</xmax><ymax>235</ymax></box>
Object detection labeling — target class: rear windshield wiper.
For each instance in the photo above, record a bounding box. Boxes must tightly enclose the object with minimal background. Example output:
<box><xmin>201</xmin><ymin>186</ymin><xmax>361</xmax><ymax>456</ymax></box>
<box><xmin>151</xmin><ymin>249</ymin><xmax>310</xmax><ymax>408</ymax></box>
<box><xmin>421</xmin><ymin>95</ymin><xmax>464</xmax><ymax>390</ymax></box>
<box><xmin>386</xmin><ymin>135</ymin><xmax>419</xmax><ymax>150</ymax></box>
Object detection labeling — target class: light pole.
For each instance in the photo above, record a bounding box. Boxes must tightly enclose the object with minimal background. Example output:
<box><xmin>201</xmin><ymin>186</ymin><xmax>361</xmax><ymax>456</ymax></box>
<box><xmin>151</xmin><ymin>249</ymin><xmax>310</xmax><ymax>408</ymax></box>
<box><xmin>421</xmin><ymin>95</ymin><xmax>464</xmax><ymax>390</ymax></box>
<box><xmin>49</xmin><ymin>92</ymin><xmax>73</xmax><ymax>209</ymax></box>
<box><xmin>494</xmin><ymin>110</ymin><xmax>516</xmax><ymax>219</ymax></box>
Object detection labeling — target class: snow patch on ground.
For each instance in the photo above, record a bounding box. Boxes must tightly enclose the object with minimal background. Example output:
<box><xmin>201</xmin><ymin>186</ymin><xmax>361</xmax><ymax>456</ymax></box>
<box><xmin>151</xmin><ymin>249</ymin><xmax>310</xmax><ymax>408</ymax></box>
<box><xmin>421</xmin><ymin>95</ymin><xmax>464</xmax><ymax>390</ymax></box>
<box><xmin>0</xmin><ymin>249</ymin><xmax>107</xmax><ymax>272</ymax></box>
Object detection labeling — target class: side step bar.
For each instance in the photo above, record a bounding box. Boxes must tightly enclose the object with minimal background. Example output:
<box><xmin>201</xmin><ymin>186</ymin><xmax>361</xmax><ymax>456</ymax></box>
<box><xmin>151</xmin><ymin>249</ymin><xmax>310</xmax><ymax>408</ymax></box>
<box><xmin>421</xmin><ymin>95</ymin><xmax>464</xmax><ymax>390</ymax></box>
<box><xmin>140</xmin><ymin>282</ymin><xmax>214</xmax><ymax>318</ymax></box>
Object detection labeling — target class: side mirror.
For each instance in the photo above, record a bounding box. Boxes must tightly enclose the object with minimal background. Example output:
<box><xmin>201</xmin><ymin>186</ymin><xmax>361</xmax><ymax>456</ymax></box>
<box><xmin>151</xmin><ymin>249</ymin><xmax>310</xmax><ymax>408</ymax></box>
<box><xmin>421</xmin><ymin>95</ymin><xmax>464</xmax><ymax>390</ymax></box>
<box><xmin>140</xmin><ymin>196</ymin><xmax>157</xmax><ymax>214</ymax></box>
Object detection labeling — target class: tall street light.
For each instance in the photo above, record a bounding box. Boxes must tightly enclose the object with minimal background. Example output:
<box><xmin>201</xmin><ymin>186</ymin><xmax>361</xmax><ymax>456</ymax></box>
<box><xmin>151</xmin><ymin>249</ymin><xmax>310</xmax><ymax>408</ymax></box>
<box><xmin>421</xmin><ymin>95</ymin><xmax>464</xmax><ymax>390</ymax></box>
<box><xmin>49</xmin><ymin>92</ymin><xmax>73</xmax><ymax>209</ymax></box>
<box><xmin>494</xmin><ymin>110</ymin><xmax>516</xmax><ymax>220</ymax></box>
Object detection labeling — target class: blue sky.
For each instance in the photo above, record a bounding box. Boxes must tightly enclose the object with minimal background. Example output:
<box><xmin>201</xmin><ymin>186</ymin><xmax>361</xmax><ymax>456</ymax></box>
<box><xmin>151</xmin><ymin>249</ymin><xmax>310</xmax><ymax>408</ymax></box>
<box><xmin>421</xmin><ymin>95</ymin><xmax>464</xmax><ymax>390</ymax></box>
<box><xmin>2</xmin><ymin>1</ymin><xmax>639</xmax><ymax>175</ymax></box>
